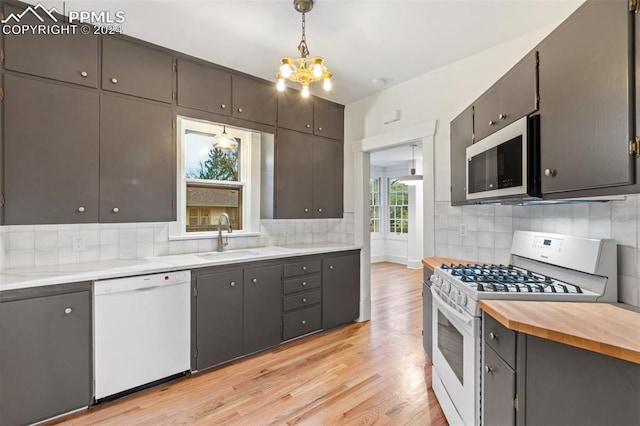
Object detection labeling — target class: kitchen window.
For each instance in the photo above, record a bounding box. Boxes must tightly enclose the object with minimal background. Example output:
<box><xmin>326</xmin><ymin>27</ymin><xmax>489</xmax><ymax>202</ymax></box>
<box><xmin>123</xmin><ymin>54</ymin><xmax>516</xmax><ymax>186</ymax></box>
<box><xmin>370</xmin><ymin>177</ymin><xmax>381</xmax><ymax>233</ymax></box>
<box><xmin>172</xmin><ymin>117</ymin><xmax>262</xmax><ymax>239</ymax></box>
<box><xmin>388</xmin><ymin>178</ymin><xmax>409</xmax><ymax>234</ymax></box>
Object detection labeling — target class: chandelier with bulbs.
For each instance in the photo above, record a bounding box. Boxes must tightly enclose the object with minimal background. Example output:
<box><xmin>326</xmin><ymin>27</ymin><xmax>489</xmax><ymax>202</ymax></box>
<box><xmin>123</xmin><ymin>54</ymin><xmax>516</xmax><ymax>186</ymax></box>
<box><xmin>276</xmin><ymin>0</ymin><xmax>332</xmax><ymax>98</ymax></box>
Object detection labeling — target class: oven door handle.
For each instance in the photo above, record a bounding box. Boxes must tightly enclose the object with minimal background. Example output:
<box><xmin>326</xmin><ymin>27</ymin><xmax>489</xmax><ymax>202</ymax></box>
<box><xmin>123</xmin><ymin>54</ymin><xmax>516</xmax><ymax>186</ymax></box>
<box><xmin>431</xmin><ymin>287</ymin><xmax>472</xmax><ymax>326</ymax></box>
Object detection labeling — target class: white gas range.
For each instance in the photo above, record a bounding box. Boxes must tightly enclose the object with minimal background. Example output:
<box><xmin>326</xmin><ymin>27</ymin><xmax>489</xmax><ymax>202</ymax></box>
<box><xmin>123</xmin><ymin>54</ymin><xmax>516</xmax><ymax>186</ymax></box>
<box><xmin>430</xmin><ymin>230</ymin><xmax>617</xmax><ymax>426</ymax></box>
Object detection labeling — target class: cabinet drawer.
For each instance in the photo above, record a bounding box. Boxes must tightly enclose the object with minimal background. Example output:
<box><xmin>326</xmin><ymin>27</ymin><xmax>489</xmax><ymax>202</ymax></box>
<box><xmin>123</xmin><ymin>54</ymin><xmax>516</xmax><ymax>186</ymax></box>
<box><xmin>283</xmin><ymin>290</ymin><xmax>321</xmax><ymax>312</ymax></box>
<box><xmin>283</xmin><ymin>305</ymin><xmax>321</xmax><ymax>341</ymax></box>
<box><xmin>484</xmin><ymin>313</ymin><xmax>516</xmax><ymax>368</ymax></box>
<box><xmin>284</xmin><ymin>260</ymin><xmax>321</xmax><ymax>277</ymax></box>
<box><xmin>283</xmin><ymin>275</ymin><xmax>321</xmax><ymax>295</ymax></box>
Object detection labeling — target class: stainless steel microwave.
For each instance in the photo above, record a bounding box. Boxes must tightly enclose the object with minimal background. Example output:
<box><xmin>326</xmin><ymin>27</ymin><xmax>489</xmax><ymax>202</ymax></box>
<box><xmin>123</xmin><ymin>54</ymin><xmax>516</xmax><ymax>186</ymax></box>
<box><xmin>466</xmin><ymin>115</ymin><xmax>540</xmax><ymax>202</ymax></box>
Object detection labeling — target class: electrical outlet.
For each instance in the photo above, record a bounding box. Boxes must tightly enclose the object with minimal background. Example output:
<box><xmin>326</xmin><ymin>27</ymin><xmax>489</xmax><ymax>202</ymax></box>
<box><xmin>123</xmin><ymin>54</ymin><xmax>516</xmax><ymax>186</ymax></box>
<box><xmin>438</xmin><ymin>215</ymin><xmax>448</xmax><ymax>229</ymax></box>
<box><xmin>72</xmin><ymin>236</ymin><xmax>85</xmax><ymax>252</ymax></box>
<box><xmin>459</xmin><ymin>224</ymin><xmax>468</xmax><ymax>237</ymax></box>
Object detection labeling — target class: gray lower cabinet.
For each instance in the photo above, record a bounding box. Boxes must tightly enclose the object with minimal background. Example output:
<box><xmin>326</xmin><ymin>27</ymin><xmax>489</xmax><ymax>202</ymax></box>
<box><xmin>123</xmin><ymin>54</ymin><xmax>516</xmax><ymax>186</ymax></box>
<box><xmin>282</xmin><ymin>257</ymin><xmax>323</xmax><ymax>341</ymax></box>
<box><xmin>3</xmin><ymin>4</ymin><xmax>98</xmax><ymax>88</ymax></box>
<box><xmin>322</xmin><ymin>252</ymin><xmax>360</xmax><ymax>330</ymax></box>
<box><xmin>0</xmin><ymin>284</ymin><xmax>92</xmax><ymax>426</ymax></box>
<box><xmin>538</xmin><ymin>0</ymin><xmax>632</xmax><ymax>195</ymax></box>
<box><xmin>450</xmin><ymin>106</ymin><xmax>474</xmax><ymax>206</ymax></box>
<box><xmin>194</xmin><ymin>270</ymin><xmax>243</xmax><ymax>371</ymax></box>
<box><xmin>482</xmin><ymin>311</ymin><xmax>640</xmax><ymax>426</ymax></box>
<box><xmin>243</xmin><ymin>265</ymin><xmax>282</xmax><ymax>354</ymax></box>
<box><xmin>99</xmin><ymin>94</ymin><xmax>175</xmax><ymax>222</ymax></box>
<box><xmin>4</xmin><ymin>74</ymin><xmax>100</xmax><ymax>224</ymax></box>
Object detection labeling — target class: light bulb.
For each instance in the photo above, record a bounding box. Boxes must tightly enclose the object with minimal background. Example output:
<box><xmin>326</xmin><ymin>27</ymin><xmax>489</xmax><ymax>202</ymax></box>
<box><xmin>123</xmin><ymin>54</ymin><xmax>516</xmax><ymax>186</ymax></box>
<box><xmin>323</xmin><ymin>78</ymin><xmax>332</xmax><ymax>91</ymax></box>
<box><xmin>301</xmin><ymin>85</ymin><xmax>310</xmax><ymax>98</ymax></box>
<box><xmin>277</xmin><ymin>78</ymin><xmax>285</xmax><ymax>92</ymax></box>
<box><xmin>280</xmin><ymin>63</ymin><xmax>292</xmax><ymax>78</ymax></box>
<box><xmin>312</xmin><ymin>63</ymin><xmax>323</xmax><ymax>78</ymax></box>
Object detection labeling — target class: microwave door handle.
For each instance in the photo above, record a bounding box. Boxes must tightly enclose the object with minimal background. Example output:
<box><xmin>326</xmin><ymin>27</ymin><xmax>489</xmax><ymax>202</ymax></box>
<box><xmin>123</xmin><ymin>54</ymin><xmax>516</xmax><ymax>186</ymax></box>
<box><xmin>431</xmin><ymin>287</ymin><xmax>472</xmax><ymax>326</ymax></box>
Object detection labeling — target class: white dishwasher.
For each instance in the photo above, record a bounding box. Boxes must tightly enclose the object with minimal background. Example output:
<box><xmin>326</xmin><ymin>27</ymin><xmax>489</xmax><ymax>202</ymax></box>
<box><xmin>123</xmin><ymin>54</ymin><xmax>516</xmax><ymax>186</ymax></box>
<box><xmin>94</xmin><ymin>270</ymin><xmax>191</xmax><ymax>400</ymax></box>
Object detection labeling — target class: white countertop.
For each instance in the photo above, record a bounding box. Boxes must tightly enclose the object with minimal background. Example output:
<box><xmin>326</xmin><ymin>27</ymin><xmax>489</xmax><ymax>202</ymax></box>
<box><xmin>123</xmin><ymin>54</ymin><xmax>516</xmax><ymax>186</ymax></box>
<box><xmin>0</xmin><ymin>243</ymin><xmax>360</xmax><ymax>292</ymax></box>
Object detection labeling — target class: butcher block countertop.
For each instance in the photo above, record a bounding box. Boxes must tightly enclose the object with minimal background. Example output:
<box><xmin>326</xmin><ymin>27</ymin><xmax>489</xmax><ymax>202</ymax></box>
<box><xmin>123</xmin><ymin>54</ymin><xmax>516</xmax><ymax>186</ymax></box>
<box><xmin>421</xmin><ymin>257</ymin><xmax>478</xmax><ymax>272</ymax></box>
<box><xmin>480</xmin><ymin>300</ymin><xmax>640</xmax><ymax>365</ymax></box>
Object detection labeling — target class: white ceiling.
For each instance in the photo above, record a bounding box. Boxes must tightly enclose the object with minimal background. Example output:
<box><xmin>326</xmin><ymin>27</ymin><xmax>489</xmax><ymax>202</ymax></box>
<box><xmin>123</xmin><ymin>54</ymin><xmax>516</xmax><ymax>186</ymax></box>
<box><xmin>370</xmin><ymin>143</ymin><xmax>423</xmax><ymax>168</ymax></box>
<box><xmin>35</xmin><ymin>0</ymin><xmax>583</xmax><ymax>105</ymax></box>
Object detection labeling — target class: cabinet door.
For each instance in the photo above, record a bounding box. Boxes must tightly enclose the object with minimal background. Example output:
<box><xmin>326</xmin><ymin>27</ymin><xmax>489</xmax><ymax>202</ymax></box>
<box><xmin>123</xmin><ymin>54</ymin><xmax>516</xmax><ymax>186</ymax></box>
<box><xmin>313</xmin><ymin>98</ymin><xmax>344</xmax><ymax>141</ymax></box>
<box><xmin>243</xmin><ymin>265</ymin><xmax>282</xmax><ymax>354</ymax></box>
<box><xmin>102</xmin><ymin>37</ymin><xmax>174</xmax><ymax>103</ymax></box>
<box><xmin>322</xmin><ymin>253</ymin><xmax>360</xmax><ymax>330</ymax></box>
<box><xmin>275</xmin><ymin>129</ymin><xmax>313</xmax><ymax>218</ymax></box>
<box><xmin>4</xmin><ymin>74</ymin><xmax>99</xmax><ymax>224</ymax></box>
<box><xmin>232</xmin><ymin>74</ymin><xmax>276</xmax><ymax>125</ymax></box>
<box><xmin>538</xmin><ymin>0</ymin><xmax>632</xmax><ymax>193</ymax></box>
<box><xmin>499</xmin><ymin>52</ymin><xmax>538</xmax><ymax>129</ymax></box>
<box><xmin>3</xmin><ymin>4</ymin><xmax>98</xmax><ymax>87</ymax></box>
<box><xmin>195</xmin><ymin>270</ymin><xmax>243</xmax><ymax>370</ymax></box>
<box><xmin>450</xmin><ymin>106</ymin><xmax>474</xmax><ymax>205</ymax></box>
<box><xmin>100</xmin><ymin>95</ymin><xmax>175</xmax><ymax>222</ymax></box>
<box><xmin>312</xmin><ymin>136</ymin><xmax>344</xmax><ymax>218</ymax></box>
<box><xmin>277</xmin><ymin>88</ymin><xmax>313</xmax><ymax>133</ymax></box>
<box><xmin>473</xmin><ymin>86</ymin><xmax>500</xmax><ymax>142</ymax></box>
<box><xmin>483</xmin><ymin>345</ymin><xmax>516</xmax><ymax>426</ymax></box>
<box><xmin>177</xmin><ymin>59</ymin><xmax>231</xmax><ymax>115</ymax></box>
<box><xmin>0</xmin><ymin>291</ymin><xmax>91</xmax><ymax>426</ymax></box>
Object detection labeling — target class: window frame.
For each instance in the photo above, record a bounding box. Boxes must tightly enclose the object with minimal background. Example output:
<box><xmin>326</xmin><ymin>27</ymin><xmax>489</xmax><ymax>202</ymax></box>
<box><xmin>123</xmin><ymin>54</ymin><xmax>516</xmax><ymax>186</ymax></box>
<box><xmin>369</xmin><ymin>176</ymin><xmax>382</xmax><ymax>236</ymax></box>
<box><xmin>386</xmin><ymin>177</ymin><xmax>409</xmax><ymax>240</ymax></box>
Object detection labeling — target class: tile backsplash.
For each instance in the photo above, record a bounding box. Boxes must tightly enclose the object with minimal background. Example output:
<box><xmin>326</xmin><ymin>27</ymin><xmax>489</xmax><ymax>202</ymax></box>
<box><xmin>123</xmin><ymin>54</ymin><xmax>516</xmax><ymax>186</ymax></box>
<box><xmin>434</xmin><ymin>195</ymin><xmax>640</xmax><ymax>308</ymax></box>
<box><xmin>0</xmin><ymin>213</ymin><xmax>355</xmax><ymax>271</ymax></box>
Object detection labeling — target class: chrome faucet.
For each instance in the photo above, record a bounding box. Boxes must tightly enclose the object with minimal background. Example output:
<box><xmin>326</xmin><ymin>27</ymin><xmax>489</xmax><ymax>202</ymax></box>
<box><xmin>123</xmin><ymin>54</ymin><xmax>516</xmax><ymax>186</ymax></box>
<box><xmin>217</xmin><ymin>213</ymin><xmax>232</xmax><ymax>252</ymax></box>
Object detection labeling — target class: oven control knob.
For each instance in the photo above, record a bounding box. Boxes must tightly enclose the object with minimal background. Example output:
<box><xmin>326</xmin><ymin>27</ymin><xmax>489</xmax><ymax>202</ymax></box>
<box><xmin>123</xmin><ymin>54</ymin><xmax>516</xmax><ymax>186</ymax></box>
<box><xmin>451</xmin><ymin>288</ymin><xmax>458</xmax><ymax>301</ymax></box>
<box><xmin>460</xmin><ymin>294</ymin><xmax>468</xmax><ymax>307</ymax></box>
<box><xmin>443</xmin><ymin>282</ymin><xmax>450</xmax><ymax>294</ymax></box>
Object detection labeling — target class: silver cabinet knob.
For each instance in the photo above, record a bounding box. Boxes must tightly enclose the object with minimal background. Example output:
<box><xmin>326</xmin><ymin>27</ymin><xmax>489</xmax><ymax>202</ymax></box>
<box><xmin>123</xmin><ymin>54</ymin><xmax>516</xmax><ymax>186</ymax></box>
<box><xmin>485</xmin><ymin>365</ymin><xmax>493</xmax><ymax>373</ymax></box>
<box><xmin>301</xmin><ymin>281</ymin><xmax>307</xmax><ymax>286</ymax></box>
<box><xmin>329</xmin><ymin>265</ymin><xmax>334</xmax><ymax>270</ymax></box>
<box><xmin>112</xmin><ymin>207</ymin><xmax>119</xmax><ymax>213</ymax></box>
<box><xmin>64</xmin><ymin>307</ymin><xmax>72</xmax><ymax>314</ymax></box>
<box><xmin>302</xmin><ymin>266</ymin><xmax>307</xmax><ymax>271</ymax></box>
<box><xmin>306</xmin><ymin>124</ymin><xmax>311</xmax><ymax>128</ymax></box>
<box><xmin>110</xmin><ymin>78</ymin><xmax>118</xmax><ymax>84</ymax></box>
<box><xmin>489</xmin><ymin>332</ymin><xmax>497</xmax><ymax>340</ymax></box>
<box><xmin>304</xmin><ymin>208</ymin><xmax>309</xmax><ymax>213</ymax></box>
<box><xmin>544</xmin><ymin>168</ymin><xmax>557</xmax><ymax>177</ymax></box>
<box><xmin>221</xmin><ymin>104</ymin><xmax>226</xmax><ymax>109</ymax></box>
<box><xmin>78</xmin><ymin>207</ymin><xmax>85</xmax><ymax>213</ymax></box>
<box><xmin>80</xmin><ymin>71</ymin><xmax>88</xmax><ymax>77</ymax></box>
<box><xmin>498</xmin><ymin>113</ymin><xmax>507</xmax><ymax>120</ymax></box>
<box><xmin>317</xmin><ymin>127</ymin><xmax>323</xmax><ymax>131</ymax></box>
<box><xmin>317</xmin><ymin>208</ymin><xmax>323</xmax><ymax>213</ymax></box>
<box><xmin>489</xmin><ymin>120</ymin><xmax>496</xmax><ymax>126</ymax></box>
<box><xmin>302</xmin><ymin>298</ymin><xmax>307</xmax><ymax>303</ymax></box>
<box><xmin>230</xmin><ymin>281</ymin><xmax>235</xmax><ymax>287</ymax></box>
<box><xmin>252</xmin><ymin>278</ymin><xmax>258</xmax><ymax>283</ymax></box>
<box><xmin>237</xmin><ymin>108</ymin><xmax>243</xmax><ymax>113</ymax></box>
<box><xmin>301</xmin><ymin>320</ymin><xmax>306</xmax><ymax>325</ymax></box>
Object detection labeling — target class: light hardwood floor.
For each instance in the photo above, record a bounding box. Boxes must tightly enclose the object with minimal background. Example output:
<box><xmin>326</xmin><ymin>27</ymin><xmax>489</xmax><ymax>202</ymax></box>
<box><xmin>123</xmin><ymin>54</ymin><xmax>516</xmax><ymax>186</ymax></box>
<box><xmin>53</xmin><ymin>262</ymin><xmax>446</xmax><ymax>425</ymax></box>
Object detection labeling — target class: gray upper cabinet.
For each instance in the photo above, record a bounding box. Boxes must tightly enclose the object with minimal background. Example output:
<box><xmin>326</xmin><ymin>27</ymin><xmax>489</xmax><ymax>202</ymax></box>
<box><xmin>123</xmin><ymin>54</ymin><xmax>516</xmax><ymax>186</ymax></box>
<box><xmin>102</xmin><ymin>37</ymin><xmax>174</xmax><ymax>104</ymax></box>
<box><xmin>313</xmin><ymin>98</ymin><xmax>344</xmax><ymax>141</ymax></box>
<box><xmin>3</xmin><ymin>4</ymin><xmax>98</xmax><ymax>88</ymax></box>
<box><xmin>474</xmin><ymin>52</ymin><xmax>538</xmax><ymax>142</ymax></box>
<box><xmin>275</xmin><ymin>128</ymin><xmax>314</xmax><ymax>219</ymax></box>
<box><xmin>312</xmin><ymin>136</ymin><xmax>344</xmax><ymax>218</ymax></box>
<box><xmin>450</xmin><ymin>106</ymin><xmax>474</xmax><ymax>206</ymax></box>
<box><xmin>232</xmin><ymin>74</ymin><xmax>277</xmax><ymax>126</ymax></box>
<box><xmin>0</xmin><ymin>285</ymin><xmax>92</xmax><ymax>426</ymax></box>
<box><xmin>4</xmin><ymin>74</ymin><xmax>99</xmax><ymax>224</ymax></box>
<box><xmin>177</xmin><ymin>59</ymin><xmax>231</xmax><ymax>115</ymax></box>
<box><xmin>322</xmin><ymin>252</ymin><xmax>360</xmax><ymax>330</ymax></box>
<box><xmin>538</xmin><ymin>0</ymin><xmax>632</xmax><ymax>194</ymax></box>
<box><xmin>99</xmin><ymin>94</ymin><xmax>175</xmax><ymax>222</ymax></box>
<box><xmin>243</xmin><ymin>265</ymin><xmax>282</xmax><ymax>354</ymax></box>
<box><xmin>277</xmin><ymin>88</ymin><xmax>314</xmax><ymax>134</ymax></box>
<box><xmin>195</xmin><ymin>270</ymin><xmax>243</xmax><ymax>371</ymax></box>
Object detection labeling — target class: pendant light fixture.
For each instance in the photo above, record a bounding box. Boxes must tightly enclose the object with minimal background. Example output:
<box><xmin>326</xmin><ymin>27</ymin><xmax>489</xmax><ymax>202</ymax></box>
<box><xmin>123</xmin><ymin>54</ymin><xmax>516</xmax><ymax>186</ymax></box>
<box><xmin>398</xmin><ymin>144</ymin><xmax>423</xmax><ymax>185</ymax></box>
<box><xmin>212</xmin><ymin>125</ymin><xmax>238</xmax><ymax>150</ymax></box>
<box><xmin>276</xmin><ymin>0</ymin><xmax>333</xmax><ymax>98</ymax></box>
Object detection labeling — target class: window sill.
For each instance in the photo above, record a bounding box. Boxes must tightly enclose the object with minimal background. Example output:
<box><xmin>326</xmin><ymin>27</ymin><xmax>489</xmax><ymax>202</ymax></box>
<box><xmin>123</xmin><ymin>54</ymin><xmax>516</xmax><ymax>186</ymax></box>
<box><xmin>169</xmin><ymin>231</ymin><xmax>261</xmax><ymax>241</ymax></box>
